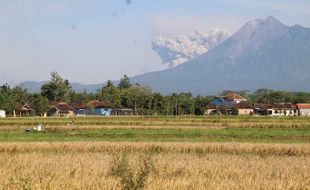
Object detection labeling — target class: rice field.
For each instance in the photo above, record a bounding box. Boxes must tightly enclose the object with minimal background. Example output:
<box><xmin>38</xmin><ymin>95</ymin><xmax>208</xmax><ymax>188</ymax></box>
<box><xmin>0</xmin><ymin>116</ymin><xmax>310</xmax><ymax>189</ymax></box>
<box><xmin>0</xmin><ymin>142</ymin><xmax>310</xmax><ymax>189</ymax></box>
<box><xmin>1</xmin><ymin>115</ymin><xmax>310</xmax><ymax>127</ymax></box>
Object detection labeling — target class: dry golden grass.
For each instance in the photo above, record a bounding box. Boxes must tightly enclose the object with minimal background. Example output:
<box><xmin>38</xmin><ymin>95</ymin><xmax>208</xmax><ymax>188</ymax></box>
<box><xmin>0</xmin><ymin>142</ymin><xmax>310</xmax><ymax>156</ymax></box>
<box><xmin>0</xmin><ymin>142</ymin><xmax>310</xmax><ymax>189</ymax></box>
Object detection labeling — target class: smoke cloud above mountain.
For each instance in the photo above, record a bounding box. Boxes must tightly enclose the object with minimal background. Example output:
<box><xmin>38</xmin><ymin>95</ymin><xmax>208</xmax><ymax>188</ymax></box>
<box><xmin>152</xmin><ymin>29</ymin><xmax>231</xmax><ymax>67</ymax></box>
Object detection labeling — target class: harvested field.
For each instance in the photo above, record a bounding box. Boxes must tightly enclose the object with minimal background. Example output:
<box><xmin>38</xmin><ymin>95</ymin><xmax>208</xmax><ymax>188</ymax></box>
<box><xmin>0</xmin><ymin>142</ymin><xmax>309</xmax><ymax>189</ymax></box>
<box><xmin>1</xmin><ymin>116</ymin><xmax>310</xmax><ymax>127</ymax></box>
<box><xmin>0</xmin><ymin>116</ymin><xmax>310</xmax><ymax>189</ymax></box>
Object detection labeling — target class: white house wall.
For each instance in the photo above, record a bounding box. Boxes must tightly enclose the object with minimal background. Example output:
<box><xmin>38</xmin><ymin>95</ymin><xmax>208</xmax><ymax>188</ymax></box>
<box><xmin>299</xmin><ymin>109</ymin><xmax>310</xmax><ymax>116</ymax></box>
<box><xmin>0</xmin><ymin>110</ymin><xmax>5</xmax><ymax>118</ymax></box>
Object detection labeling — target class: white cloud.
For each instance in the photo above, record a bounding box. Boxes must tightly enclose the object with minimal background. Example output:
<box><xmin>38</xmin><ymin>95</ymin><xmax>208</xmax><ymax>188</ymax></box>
<box><xmin>152</xmin><ymin>29</ymin><xmax>231</xmax><ymax>67</ymax></box>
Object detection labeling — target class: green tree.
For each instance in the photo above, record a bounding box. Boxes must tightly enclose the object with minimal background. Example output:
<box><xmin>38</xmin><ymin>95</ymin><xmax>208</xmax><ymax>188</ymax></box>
<box><xmin>41</xmin><ymin>72</ymin><xmax>72</xmax><ymax>102</ymax></box>
<box><xmin>177</xmin><ymin>93</ymin><xmax>195</xmax><ymax>115</ymax></box>
<box><xmin>31</xmin><ymin>94</ymin><xmax>49</xmax><ymax>116</ymax></box>
<box><xmin>257</xmin><ymin>91</ymin><xmax>293</xmax><ymax>103</ymax></box>
<box><xmin>98</xmin><ymin>80</ymin><xmax>121</xmax><ymax>105</ymax></box>
<box><xmin>0</xmin><ymin>84</ymin><xmax>10</xmax><ymax>109</ymax></box>
<box><xmin>118</xmin><ymin>75</ymin><xmax>131</xmax><ymax>89</ymax></box>
<box><xmin>69</xmin><ymin>90</ymin><xmax>95</xmax><ymax>104</ymax></box>
<box><xmin>0</xmin><ymin>84</ymin><xmax>31</xmax><ymax>115</ymax></box>
<box><xmin>121</xmin><ymin>85</ymin><xmax>148</xmax><ymax>114</ymax></box>
<box><xmin>194</xmin><ymin>95</ymin><xmax>211</xmax><ymax>115</ymax></box>
<box><xmin>151</xmin><ymin>93</ymin><xmax>164</xmax><ymax>115</ymax></box>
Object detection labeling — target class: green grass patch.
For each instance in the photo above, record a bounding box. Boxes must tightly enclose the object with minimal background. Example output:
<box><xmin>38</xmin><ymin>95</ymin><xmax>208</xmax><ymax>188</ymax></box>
<box><xmin>0</xmin><ymin>127</ymin><xmax>309</xmax><ymax>143</ymax></box>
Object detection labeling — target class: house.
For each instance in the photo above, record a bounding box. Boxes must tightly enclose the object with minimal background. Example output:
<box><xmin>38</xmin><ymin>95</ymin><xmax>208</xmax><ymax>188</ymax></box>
<box><xmin>48</xmin><ymin>102</ymin><xmax>75</xmax><ymax>117</ymax></box>
<box><xmin>111</xmin><ymin>108</ymin><xmax>134</xmax><ymax>116</ymax></box>
<box><xmin>207</xmin><ymin>93</ymin><xmax>248</xmax><ymax>115</ymax></box>
<box><xmin>211</xmin><ymin>93</ymin><xmax>247</xmax><ymax>107</ymax></box>
<box><xmin>253</xmin><ymin>103</ymin><xmax>297</xmax><ymax>116</ymax></box>
<box><xmin>0</xmin><ymin>110</ymin><xmax>5</xmax><ymax>118</ymax></box>
<box><xmin>72</xmin><ymin>100</ymin><xmax>134</xmax><ymax>116</ymax></box>
<box><xmin>212</xmin><ymin>93</ymin><xmax>248</xmax><ymax>105</ymax></box>
<box><xmin>72</xmin><ymin>102</ymin><xmax>88</xmax><ymax>116</ymax></box>
<box><xmin>206</xmin><ymin>104</ymin><xmax>222</xmax><ymax>115</ymax></box>
<box><xmin>19</xmin><ymin>104</ymin><xmax>33</xmax><ymax>116</ymax></box>
<box><xmin>87</xmin><ymin>100</ymin><xmax>115</xmax><ymax>116</ymax></box>
<box><xmin>235</xmin><ymin>102</ymin><xmax>254</xmax><ymax>115</ymax></box>
<box><xmin>296</xmin><ymin>104</ymin><xmax>310</xmax><ymax>116</ymax></box>
<box><xmin>272</xmin><ymin>104</ymin><xmax>297</xmax><ymax>116</ymax></box>
<box><xmin>253</xmin><ymin>103</ymin><xmax>274</xmax><ymax>115</ymax></box>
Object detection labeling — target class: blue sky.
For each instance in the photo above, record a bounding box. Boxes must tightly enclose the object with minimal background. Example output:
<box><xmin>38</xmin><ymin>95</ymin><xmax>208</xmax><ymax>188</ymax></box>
<box><xmin>0</xmin><ymin>0</ymin><xmax>310</xmax><ymax>84</ymax></box>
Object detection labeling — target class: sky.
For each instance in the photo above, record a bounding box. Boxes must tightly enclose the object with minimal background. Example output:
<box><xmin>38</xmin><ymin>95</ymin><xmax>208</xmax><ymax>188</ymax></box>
<box><xmin>0</xmin><ymin>0</ymin><xmax>310</xmax><ymax>85</ymax></box>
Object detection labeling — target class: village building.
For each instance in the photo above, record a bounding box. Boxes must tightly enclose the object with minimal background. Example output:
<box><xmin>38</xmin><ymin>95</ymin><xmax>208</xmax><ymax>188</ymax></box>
<box><xmin>0</xmin><ymin>110</ymin><xmax>5</xmax><ymax>118</ymax></box>
<box><xmin>111</xmin><ymin>108</ymin><xmax>134</xmax><ymax>116</ymax></box>
<box><xmin>48</xmin><ymin>102</ymin><xmax>75</xmax><ymax>117</ymax></box>
<box><xmin>253</xmin><ymin>103</ymin><xmax>297</xmax><ymax>116</ymax></box>
<box><xmin>207</xmin><ymin>93</ymin><xmax>300</xmax><ymax>116</ymax></box>
<box><xmin>236</xmin><ymin>102</ymin><xmax>254</xmax><ymax>115</ymax></box>
<box><xmin>206</xmin><ymin>104</ymin><xmax>220</xmax><ymax>115</ymax></box>
<box><xmin>19</xmin><ymin>104</ymin><xmax>34</xmax><ymax>116</ymax></box>
<box><xmin>296</xmin><ymin>104</ymin><xmax>310</xmax><ymax>116</ymax></box>
<box><xmin>207</xmin><ymin>93</ymin><xmax>249</xmax><ymax>115</ymax></box>
<box><xmin>72</xmin><ymin>102</ymin><xmax>88</xmax><ymax>116</ymax></box>
<box><xmin>211</xmin><ymin>93</ymin><xmax>247</xmax><ymax>107</ymax></box>
<box><xmin>72</xmin><ymin>100</ymin><xmax>134</xmax><ymax>116</ymax></box>
<box><xmin>272</xmin><ymin>104</ymin><xmax>297</xmax><ymax>116</ymax></box>
<box><xmin>253</xmin><ymin>103</ymin><xmax>273</xmax><ymax>115</ymax></box>
<box><xmin>87</xmin><ymin>100</ymin><xmax>115</xmax><ymax>116</ymax></box>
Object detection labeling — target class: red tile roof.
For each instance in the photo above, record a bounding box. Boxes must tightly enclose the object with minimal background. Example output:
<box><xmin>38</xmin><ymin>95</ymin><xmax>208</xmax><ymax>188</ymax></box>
<box><xmin>236</xmin><ymin>102</ymin><xmax>253</xmax><ymax>109</ymax></box>
<box><xmin>72</xmin><ymin>101</ymin><xmax>87</xmax><ymax>109</ymax></box>
<box><xmin>296</xmin><ymin>104</ymin><xmax>310</xmax><ymax>109</ymax></box>
<box><xmin>19</xmin><ymin>104</ymin><xmax>33</xmax><ymax>111</ymax></box>
<box><xmin>48</xmin><ymin>101</ymin><xmax>58</xmax><ymax>106</ymax></box>
<box><xmin>273</xmin><ymin>104</ymin><xmax>296</xmax><ymax>109</ymax></box>
<box><xmin>253</xmin><ymin>103</ymin><xmax>297</xmax><ymax>109</ymax></box>
<box><xmin>253</xmin><ymin>103</ymin><xmax>273</xmax><ymax>109</ymax></box>
<box><xmin>50</xmin><ymin>102</ymin><xmax>74</xmax><ymax>113</ymax></box>
<box><xmin>207</xmin><ymin>104</ymin><xmax>217</xmax><ymax>109</ymax></box>
<box><xmin>87</xmin><ymin>100</ymin><xmax>117</xmax><ymax>109</ymax></box>
<box><xmin>224</xmin><ymin>93</ymin><xmax>247</xmax><ymax>101</ymax></box>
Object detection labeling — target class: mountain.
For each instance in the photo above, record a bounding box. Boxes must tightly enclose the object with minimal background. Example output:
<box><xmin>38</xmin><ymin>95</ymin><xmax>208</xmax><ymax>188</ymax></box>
<box><xmin>131</xmin><ymin>16</ymin><xmax>310</xmax><ymax>95</ymax></box>
<box><xmin>20</xmin><ymin>81</ymin><xmax>47</xmax><ymax>93</ymax></box>
<box><xmin>20</xmin><ymin>81</ymin><xmax>104</xmax><ymax>93</ymax></box>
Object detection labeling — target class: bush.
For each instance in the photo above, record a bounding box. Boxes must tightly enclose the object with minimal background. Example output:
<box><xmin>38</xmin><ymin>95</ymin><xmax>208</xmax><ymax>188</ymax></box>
<box><xmin>109</xmin><ymin>153</ymin><xmax>153</xmax><ymax>190</ymax></box>
<box><xmin>232</xmin><ymin>107</ymin><xmax>239</xmax><ymax>115</ymax></box>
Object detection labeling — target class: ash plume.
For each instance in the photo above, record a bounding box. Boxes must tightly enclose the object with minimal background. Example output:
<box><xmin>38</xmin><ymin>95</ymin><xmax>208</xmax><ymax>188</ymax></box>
<box><xmin>152</xmin><ymin>29</ymin><xmax>231</xmax><ymax>67</ymax></box>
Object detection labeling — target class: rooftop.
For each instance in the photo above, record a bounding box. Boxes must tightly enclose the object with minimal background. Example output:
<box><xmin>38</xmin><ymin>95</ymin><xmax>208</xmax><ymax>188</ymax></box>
<box><xmin>296</xmin><ymin>104</ymin><xmax>310</xmax><ymax>109</ymax></box>
<box><xmin>224</xmin><ymin>93</ymin><xmax>247</xmax><ymax>101</ymax></box>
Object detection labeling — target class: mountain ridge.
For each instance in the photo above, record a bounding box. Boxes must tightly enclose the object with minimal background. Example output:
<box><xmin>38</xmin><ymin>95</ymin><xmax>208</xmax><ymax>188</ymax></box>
<box><xmin>19</xmin><ymin>81</ymin><xmax>105</xmax><ymax>93</ymax></box>
<box><xmin>130</xmin><ymin>16</ymin><xmax>310</xmax><ymax>94</ymax></box>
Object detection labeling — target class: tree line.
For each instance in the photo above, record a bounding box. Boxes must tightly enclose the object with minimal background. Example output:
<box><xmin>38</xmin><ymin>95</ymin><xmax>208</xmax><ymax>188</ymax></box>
<box><xmin>1</xmin><ymin>72</ymin><xmax>310</xmax><ymax>116</ymax></box>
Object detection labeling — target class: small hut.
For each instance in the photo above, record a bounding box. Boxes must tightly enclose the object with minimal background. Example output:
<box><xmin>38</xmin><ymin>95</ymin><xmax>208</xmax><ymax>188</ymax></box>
<box><xmin>19</xmin><ymin>104</ymin><xmax>34</xmax><ymax>116</ymax></box>
<box><xmin>111</xmin><ymin>108</ymin><xmax>134</xmax><ymax>116</ymax></box>
<box><xmin>48</xmin><ymin>102</ymin><xmax>75</xmax><ymax>117</ymax></box>
<box><xmin>72</xmin><ymin>101</ymin><xmax>88</xmax><ymax>116</ymax></box>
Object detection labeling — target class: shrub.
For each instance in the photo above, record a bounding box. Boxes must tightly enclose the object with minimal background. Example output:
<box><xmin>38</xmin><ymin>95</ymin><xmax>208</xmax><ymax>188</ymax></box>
<box><xmin>109</xmin><ymin>153</ymin><xmax>153</xmax><ymax>190</ymax></box>
<box><xmin>232</xmin><ymin>107</ymin><xmax>239</xmax><ymax>115</ymax></box>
